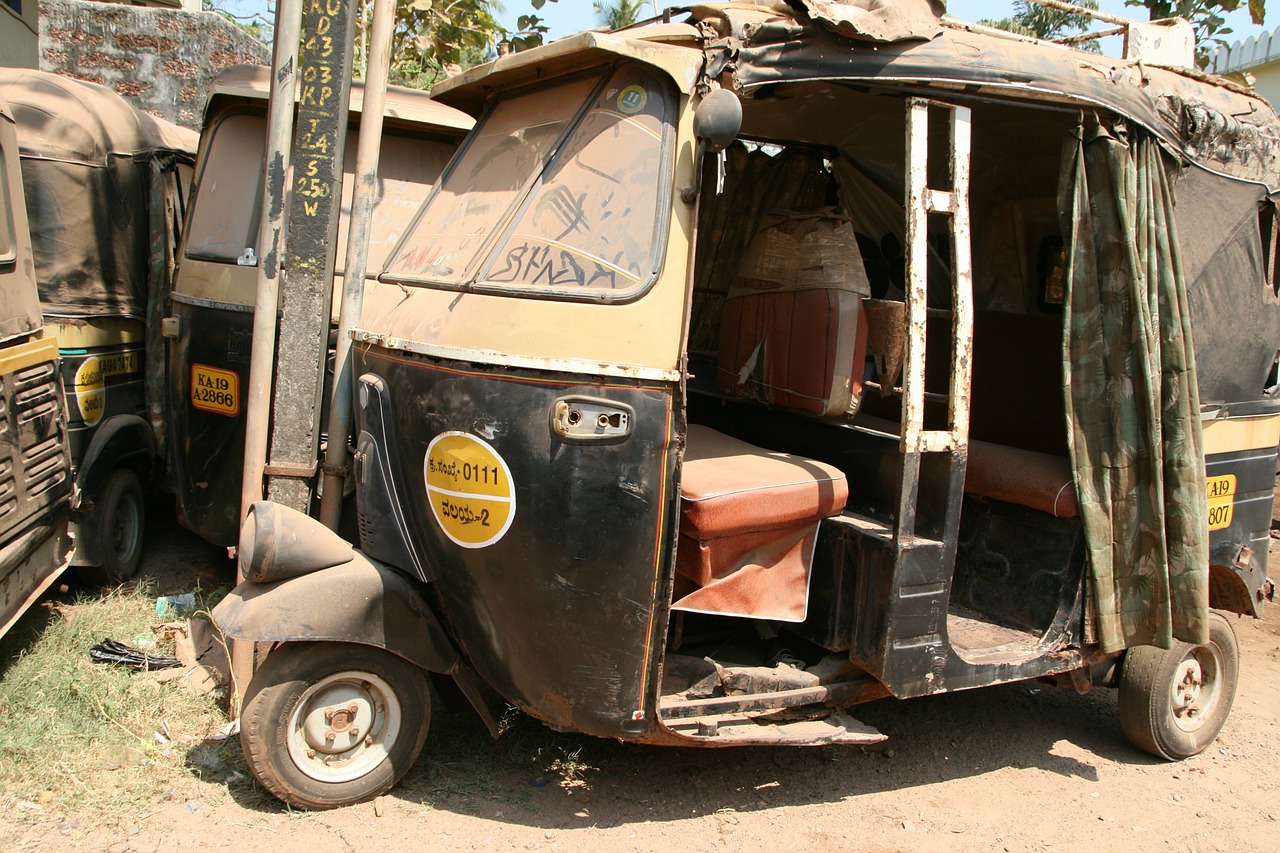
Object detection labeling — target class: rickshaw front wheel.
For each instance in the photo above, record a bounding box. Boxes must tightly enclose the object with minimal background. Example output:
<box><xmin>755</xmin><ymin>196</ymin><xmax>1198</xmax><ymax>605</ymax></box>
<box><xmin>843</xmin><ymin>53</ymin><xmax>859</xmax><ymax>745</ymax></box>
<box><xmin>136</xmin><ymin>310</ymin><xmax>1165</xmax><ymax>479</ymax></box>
<box><xmin>1117</xmin><ymin>610</ymin><xmax>1239</xmax><ymax>760</ymax></box>
<box><xmin>241</xmin><ymin>641</ymin><xmax>430</xmax><ymax>809</ymax></box>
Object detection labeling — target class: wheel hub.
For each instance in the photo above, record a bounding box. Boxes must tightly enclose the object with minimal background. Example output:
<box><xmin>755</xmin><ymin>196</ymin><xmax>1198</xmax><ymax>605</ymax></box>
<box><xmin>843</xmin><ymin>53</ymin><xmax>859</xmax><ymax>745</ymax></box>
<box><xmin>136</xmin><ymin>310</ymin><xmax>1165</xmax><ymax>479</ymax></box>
<box><xmin>1168</xmin><ymin>645</ymin><xmax>1222</xmax><ymax>734</ymax></box>
<box><xmin>286</xmin><ymin>671</ymin><xmax>403</xmax><ymax>783</ymax></box>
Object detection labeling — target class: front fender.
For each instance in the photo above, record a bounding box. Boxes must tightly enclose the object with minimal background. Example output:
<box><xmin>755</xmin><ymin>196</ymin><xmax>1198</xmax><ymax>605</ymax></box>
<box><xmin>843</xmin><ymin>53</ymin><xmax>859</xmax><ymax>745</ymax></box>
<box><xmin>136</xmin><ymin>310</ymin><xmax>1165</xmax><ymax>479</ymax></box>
<box><xmin>212</xmin><ymin>553</ymin><xmax>460</xmax><ymax>675</ymax></box>
<box><xmin>77</xmin><ymin>415</ymin><xmax>154</xmax><ymax>501</ymax></box>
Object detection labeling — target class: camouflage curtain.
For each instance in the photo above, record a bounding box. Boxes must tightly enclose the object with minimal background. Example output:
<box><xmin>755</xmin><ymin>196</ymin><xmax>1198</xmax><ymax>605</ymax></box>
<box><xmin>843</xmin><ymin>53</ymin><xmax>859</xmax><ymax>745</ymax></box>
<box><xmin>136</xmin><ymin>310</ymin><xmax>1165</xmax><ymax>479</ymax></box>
<box><xmin>1058</xmin><ymin>120</ymin><xmax>1210</xmax><ymax>653</ymax></box>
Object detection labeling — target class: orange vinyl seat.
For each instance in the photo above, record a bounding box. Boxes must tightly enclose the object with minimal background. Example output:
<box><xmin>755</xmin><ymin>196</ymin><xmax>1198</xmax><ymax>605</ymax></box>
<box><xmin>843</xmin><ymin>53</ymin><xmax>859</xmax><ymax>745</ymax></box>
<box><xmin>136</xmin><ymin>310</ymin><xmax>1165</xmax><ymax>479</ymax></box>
<box><xmin>673</xmin><ymin>425</ymin><xmax>849</xmax><ymax>622</ymax></box>
<box><xmin>965</xmin><ymin>439</ymin><xmax>1079</xmax><ymax>518</ymax></box>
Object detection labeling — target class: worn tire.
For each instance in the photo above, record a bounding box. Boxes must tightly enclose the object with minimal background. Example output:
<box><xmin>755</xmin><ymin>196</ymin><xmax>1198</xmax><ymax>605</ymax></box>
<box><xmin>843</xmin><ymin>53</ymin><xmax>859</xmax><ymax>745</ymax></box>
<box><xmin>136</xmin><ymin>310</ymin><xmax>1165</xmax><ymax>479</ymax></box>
<box><xmin>1118</xmin><ymin>611</ymin><xmax>1239</xmax><ymax>760</ymax></box>
<box><xmin>78</xmin><ymin>468</ymin><xmax>145</xmax><ymax>586</ymax></box>
<box><xmin>240</xmin><ymin>642</ymin><xmax>430</xmax><ymax>810</ymax></box>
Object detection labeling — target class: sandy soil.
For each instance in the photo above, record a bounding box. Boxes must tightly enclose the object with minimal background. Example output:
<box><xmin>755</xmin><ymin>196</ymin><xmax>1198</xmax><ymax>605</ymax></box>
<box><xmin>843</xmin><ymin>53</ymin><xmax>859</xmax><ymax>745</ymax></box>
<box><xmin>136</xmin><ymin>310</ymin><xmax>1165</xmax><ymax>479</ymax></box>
<box><xmin>13</xmin><ymin>507</ymin><xmax>1280</xmax><ymax>853</ymax></box>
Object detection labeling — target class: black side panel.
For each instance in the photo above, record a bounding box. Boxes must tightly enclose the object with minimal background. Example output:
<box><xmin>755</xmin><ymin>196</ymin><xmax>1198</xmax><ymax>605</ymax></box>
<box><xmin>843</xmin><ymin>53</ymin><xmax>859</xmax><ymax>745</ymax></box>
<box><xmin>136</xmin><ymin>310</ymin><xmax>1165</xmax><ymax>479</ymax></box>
<box><xmin>953</xmin><ymin>497</ymin><xmax>1085</xmax><ymax>635</ymax></box>
<box><xmin>354</xmin><ymin>346</ymin><xmax>677</xmax><ymax>741</ymax></box>
<box><xmin>166</xmin><ymin>301</ymin><xmax>252</xmax><ymax>546</ymax></box>
<box><xmin>354</xmin><ymin>374</ymin><xmax>426</xmax><ymax>578</ymax></box>
<box><xmin>58</xmin><ymin>341</ymin><xmax>147</xmax><ymax>473</ymax></box>
<box><xmin>1206</xmin><ymin>442</ymin><xmax>1277</xmax><ymax>613</ymax></box>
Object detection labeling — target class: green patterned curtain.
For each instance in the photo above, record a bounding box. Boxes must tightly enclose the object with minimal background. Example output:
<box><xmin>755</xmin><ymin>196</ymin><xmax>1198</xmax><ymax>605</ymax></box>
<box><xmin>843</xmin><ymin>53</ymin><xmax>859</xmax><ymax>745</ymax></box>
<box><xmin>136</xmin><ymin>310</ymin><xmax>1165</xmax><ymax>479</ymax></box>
<box><xmin>1058</xmin><ymin>120</ymin><xmax>1210</xmax><ymax>653</ymax></box>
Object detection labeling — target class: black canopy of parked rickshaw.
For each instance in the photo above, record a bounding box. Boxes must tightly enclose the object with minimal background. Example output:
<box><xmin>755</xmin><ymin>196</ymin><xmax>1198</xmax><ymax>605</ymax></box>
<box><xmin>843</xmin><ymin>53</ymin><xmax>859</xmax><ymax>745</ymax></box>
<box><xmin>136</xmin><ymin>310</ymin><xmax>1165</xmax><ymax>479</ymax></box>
<box><xmin>0</xmin><ymin>95</ymin><xmax>42</xmax><ymax>346</ymax></box>
<box><xmin>0</xmin><ymin>69</ymin><xmax>197</xmax><ymax>321</ymax></box>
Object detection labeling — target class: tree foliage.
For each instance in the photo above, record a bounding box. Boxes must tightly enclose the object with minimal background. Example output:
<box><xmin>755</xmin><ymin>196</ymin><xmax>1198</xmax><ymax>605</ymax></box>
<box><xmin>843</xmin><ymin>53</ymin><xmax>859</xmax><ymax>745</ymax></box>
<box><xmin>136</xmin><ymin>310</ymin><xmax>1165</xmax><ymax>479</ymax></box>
<box><xmin>202</xmin><ymin>0</ymin><xmax>274</xmax><ymax>42</ymax></box>
<box><xmin>594</xmin><ymin>0</ymin><xmax>647</xmax><ymax>30</ymax></box>
<box><xmin>980</xmin><ymin>0</ymin><xmax>1101</xmax><ymax>49</ymax></box>
<box><xmin>371</xmin><ymin>0</ymin><xmax>505</xmax><ymax>89</ymax></box>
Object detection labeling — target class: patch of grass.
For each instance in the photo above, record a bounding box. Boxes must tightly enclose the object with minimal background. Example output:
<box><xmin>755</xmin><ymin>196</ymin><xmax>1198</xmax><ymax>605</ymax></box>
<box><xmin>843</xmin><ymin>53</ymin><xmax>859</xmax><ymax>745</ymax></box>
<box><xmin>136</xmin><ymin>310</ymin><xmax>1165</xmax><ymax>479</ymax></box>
<box><xmin>0</xmin><ymin>581</ymin><xmax>230</xmax><ymax>833</ymax></box>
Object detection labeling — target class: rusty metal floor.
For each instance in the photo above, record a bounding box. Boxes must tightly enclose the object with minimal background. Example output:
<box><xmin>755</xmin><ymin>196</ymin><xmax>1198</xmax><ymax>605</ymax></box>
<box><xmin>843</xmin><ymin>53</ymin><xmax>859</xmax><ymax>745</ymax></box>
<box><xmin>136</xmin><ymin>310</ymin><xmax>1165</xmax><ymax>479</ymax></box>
<box><xmin>946</xmin><ymin>605</ymin><xmax>1047</xmax><ymax>665</ymax></box>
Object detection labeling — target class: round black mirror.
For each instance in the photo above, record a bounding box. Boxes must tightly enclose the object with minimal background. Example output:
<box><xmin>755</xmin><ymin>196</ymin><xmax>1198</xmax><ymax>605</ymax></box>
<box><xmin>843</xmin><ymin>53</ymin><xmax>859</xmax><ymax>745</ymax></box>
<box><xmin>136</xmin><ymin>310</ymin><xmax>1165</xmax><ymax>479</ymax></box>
<box><xmin>693</xmin><ymin>88</ymin><xmax>742</xmax><ymax>153</ymax></box>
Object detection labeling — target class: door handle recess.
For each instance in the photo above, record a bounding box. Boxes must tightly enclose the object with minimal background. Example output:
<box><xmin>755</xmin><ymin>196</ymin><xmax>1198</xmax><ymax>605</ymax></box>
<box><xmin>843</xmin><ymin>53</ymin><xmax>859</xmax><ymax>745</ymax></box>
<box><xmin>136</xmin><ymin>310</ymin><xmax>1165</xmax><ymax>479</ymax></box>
<box><xmin>550</xmin><ymin>397</ymin><xmax>634</xmax><ymax>441</ymax></box>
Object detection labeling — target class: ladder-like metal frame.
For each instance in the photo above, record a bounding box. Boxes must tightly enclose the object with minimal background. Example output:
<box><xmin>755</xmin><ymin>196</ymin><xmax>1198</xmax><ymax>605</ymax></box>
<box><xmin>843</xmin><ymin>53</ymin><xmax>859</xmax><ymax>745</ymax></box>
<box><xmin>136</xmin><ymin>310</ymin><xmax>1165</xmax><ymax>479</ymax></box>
<box><xmin>897</xmin><ymin>97</ymin><xmax>973</xmax><ymax>541</ymax></box>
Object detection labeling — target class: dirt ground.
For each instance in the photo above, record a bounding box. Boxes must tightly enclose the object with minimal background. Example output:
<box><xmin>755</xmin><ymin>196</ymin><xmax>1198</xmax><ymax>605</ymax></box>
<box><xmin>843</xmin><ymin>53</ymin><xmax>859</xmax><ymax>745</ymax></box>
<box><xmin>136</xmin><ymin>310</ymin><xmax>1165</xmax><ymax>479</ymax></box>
<box><xmin>12</xmin><ymin>505</ymin><xmax>1280</xmax><ymax>853</ymax></box>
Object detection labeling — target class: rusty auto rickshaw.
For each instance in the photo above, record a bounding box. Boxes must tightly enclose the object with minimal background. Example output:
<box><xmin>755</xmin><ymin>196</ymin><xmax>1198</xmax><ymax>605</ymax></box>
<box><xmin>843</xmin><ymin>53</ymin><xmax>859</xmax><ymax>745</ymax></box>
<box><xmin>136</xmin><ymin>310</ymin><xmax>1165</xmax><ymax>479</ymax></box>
<box><xmin>165</xmin><ymin>65</ymin><xmax>474</xmax><ymax>547</ymax></box>
<box><xmin>0</xmin><ymin>68</ymin><xmax>196</xmax><ymax>584</ymax></box>
<box><xmin>215</xmin><ymin>1</ymin><xmax>1280</xmax><ymax>808</ymax></box>
<box><xmin>0</xmin><ymin>90</ymin><xmax>73</xmax><ymax>637</ymax></box>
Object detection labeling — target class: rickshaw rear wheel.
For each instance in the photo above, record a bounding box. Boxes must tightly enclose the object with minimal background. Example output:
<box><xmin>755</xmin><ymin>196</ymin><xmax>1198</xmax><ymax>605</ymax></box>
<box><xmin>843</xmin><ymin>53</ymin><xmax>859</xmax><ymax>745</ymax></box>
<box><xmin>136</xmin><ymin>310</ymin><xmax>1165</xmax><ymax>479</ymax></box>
<box><xmin>1117</xmin><ymin>610</ymin><xmax>1239</xmax><ymax>760</ymax></box>
<box><xmin>78</xmin><ymin>468</ymin><xmax>145</xmax><ymax>586</ymax></box>
<box><xmin>240</xmin><ymin>641</ymin><xmax>430</xmax><ymax>810</ymax></box>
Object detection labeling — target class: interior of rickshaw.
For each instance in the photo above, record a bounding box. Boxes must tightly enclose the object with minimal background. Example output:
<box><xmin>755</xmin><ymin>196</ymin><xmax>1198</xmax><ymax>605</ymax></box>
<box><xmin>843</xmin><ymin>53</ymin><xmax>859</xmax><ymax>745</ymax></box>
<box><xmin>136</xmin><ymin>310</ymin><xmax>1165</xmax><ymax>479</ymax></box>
<box><xmin>658</xmin><ymin>81</ymin><xmax>1092</xmax><ymax>710</ymax></box>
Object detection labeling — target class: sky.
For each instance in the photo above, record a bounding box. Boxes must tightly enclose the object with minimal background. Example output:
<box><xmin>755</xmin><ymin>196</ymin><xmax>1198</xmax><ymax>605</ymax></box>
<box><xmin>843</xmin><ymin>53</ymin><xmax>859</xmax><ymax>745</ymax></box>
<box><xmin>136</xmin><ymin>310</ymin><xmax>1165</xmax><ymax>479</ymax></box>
<box><xmin>496</xmin><ymin>0</ymin><xmax>1276</xmax><ymax>56</ymax></box>
<box><xmin>214</xmin><ymin>1</ymin><xmax>1277</xmax><ymax>58</ymax></box>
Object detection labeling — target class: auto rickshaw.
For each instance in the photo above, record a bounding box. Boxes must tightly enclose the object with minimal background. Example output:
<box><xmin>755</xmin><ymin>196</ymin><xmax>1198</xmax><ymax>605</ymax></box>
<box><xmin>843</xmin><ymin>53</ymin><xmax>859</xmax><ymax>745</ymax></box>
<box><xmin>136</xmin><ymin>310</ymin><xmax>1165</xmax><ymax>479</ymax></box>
<box><xmin>215</xmin><ymin>1</ymin><xmax>1280</xmax><ymax>809</ymax></box>
<box><xmin>0</xmin><ymin>69</ymin><xmax>196</xmax><ymax>584</ymax></box>
<box><xmin>0</xmin><ymin>90</ymin><xmax>73</xmax><ymax>637</ymax></box>
<box><xmin>165</xmin><ymin>65</ymin><xmax>474</xmax><ymax>548</ymax></box>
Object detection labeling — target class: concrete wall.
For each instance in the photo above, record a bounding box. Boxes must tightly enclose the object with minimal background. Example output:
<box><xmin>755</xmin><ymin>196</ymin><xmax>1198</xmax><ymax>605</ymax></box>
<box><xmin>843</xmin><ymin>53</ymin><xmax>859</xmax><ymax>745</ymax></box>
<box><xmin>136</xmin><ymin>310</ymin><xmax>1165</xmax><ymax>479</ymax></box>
<box><xmin>39</xmin><ymin>0</ymin><xmax>270</xmax><ymax>129</ymax></box>
<box><xmin>1209</xmin><ymin>25</ymin><xmax>1280</xmax><ymax>112</ymax></box>
<box><xmin>2</xmin><ymin>0</ymin><xmax>40</xmax><ymax>69</ymax></box>
<box><xmin>1244</xmin><ymin>64</ymin><xmax>1280</xmax><ymax>113</ymax></box>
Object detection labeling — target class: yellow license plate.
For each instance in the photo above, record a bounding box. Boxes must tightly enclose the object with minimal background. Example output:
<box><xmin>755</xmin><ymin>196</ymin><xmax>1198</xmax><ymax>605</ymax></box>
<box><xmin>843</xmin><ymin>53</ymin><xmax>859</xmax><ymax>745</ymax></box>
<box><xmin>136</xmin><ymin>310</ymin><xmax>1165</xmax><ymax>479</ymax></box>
<box><xmin>191</xmin><ymin>364</ymin><xmax>240</xmax><ymax>416</ymax></box>
<box><xmin>1206</xmin><ymin>474</ymin><xmax>1236</xmax><ymax>531</ymax></box>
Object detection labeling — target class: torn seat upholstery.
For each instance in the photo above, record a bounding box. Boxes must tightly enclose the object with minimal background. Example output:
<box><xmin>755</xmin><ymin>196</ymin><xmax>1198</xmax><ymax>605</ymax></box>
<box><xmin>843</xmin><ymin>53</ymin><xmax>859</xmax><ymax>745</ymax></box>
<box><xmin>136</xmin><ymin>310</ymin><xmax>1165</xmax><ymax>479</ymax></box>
<box><xmin>674</xmin><ymin>425</ymin><xmax>849</xmax><ymax>621</ymax></box>
<box><xmin>716</xmin><ymin>210</ymin><xmax>871</xmax><ymax>416</ymax></box>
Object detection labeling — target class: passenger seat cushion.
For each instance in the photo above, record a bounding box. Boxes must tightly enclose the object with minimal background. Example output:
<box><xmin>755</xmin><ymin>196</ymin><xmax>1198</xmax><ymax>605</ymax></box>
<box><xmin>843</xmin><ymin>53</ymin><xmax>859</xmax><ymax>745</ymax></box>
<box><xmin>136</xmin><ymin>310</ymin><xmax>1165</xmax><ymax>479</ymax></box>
<box><xmin>965</xmin><ymin>440</ymin><xmax>1079</xmax><ymax>518</ymax></box>
<box><xmin>680</xmin><ymin>425</ymin><xmax>849</xmax><ymax>539</ymax></box>
<box><xmin>674</xmin><ymin>426</ymin><xmax>849</xmax><ymax>623</ymax></box>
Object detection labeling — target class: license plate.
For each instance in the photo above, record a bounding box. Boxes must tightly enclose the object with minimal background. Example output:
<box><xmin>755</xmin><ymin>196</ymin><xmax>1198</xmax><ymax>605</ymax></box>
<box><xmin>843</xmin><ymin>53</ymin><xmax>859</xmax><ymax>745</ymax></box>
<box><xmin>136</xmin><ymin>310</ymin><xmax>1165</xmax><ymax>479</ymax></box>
<box><xmin>1206</xmin><ymin>474</ymin><xmax>1236</xmax><ymax>531</ymax></box>
<box><xmin>191</xmin><ymin>364</ymin><xmax>240</xmax><ymax>416</ymax></box>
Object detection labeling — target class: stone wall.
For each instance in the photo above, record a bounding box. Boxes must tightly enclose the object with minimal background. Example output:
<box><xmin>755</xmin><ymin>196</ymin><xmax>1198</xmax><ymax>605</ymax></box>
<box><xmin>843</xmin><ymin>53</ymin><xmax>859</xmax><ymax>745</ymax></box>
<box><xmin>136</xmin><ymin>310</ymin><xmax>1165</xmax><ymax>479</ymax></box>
<box><xmin>39</xmin><ymin>0</ymin><xmax>270</xmax><ymax>130</ymax></box>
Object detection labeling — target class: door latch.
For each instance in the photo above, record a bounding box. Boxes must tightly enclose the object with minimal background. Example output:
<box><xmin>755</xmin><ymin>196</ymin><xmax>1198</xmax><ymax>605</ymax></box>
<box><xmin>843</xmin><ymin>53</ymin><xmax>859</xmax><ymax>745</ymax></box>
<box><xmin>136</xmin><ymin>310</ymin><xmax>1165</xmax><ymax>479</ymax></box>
<box><xmin>551</xmin><ymin>397</ymin><xmax>634</xmax><ymax>441</ymax></box>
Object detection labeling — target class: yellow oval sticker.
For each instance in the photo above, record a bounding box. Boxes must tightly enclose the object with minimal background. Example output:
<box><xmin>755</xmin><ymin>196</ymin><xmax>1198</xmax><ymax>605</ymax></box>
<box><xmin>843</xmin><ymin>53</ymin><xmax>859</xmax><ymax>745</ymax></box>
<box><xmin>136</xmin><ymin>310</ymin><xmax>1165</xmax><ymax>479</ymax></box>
<box><xmin>424</xmin><ymin>432</ymin><xmax>515</xmax><ymax>549</ymax></box>
<box><xmin>74</xmin><ymin>356</ymin><xmax>105</xmax><ymax>427</ymax></box>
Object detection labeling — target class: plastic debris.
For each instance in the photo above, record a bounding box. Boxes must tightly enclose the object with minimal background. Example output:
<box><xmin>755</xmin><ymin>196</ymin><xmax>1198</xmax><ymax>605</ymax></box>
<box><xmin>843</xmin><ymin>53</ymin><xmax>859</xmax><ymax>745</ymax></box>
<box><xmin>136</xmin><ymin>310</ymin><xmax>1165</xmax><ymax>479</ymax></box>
<box><xmin>90</xmin><ymin>638</ymin><xmax>182</xmax><ymax>670</ymax></box>
<box><xmin>155</xmin><ymin>593</ymin><xmax>197</xmax><ymax>619</ymax></box>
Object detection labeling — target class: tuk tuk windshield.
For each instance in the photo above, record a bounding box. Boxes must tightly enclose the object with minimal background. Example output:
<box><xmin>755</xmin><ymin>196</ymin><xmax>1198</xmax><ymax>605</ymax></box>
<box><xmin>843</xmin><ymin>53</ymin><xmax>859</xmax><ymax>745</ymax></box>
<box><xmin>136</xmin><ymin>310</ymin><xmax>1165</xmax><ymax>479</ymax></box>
<box><xmin>384</xmin><ymin>64</ymin><xmax>673</xmax><ymax>297</ymax></box>
<box><xmin>184</xmin><ymin>112</ymin><xmax>456</xmax><ymax>274</ymax></box>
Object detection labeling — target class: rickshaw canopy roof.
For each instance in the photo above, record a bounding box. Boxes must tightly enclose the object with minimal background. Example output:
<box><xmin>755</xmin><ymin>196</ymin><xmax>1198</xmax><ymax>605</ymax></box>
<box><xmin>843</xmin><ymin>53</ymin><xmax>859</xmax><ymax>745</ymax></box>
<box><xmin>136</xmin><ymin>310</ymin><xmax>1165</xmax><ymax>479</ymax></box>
<box><xmin>433</xmin><ymin>0</ymin><xmax>1280</xmax><ymax>193</ymax></box>
<box><xmin>0</xmin><ymin>69</ymin><xmax>196</xmax><ymax>320</ymax></box>
<box><xmin>207</xmin><ymin>64</ymin><xmax>475</xmax><ymax>134</ymax></box>
<box><xmin>0</xmin><ymin>94</ymin><xmax>43</xmax><ymax>345</ymax></box>
<box><xmin>0</xmin><ymin>68</ymin><xmax>196</xmax><ymax>165</ymax></box>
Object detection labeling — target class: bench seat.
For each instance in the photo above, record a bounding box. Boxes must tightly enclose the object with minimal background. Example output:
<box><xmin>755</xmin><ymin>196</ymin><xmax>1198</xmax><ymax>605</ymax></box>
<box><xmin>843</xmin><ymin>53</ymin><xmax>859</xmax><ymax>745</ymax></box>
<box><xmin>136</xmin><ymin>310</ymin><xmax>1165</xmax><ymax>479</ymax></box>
<box><xmin>673</xmin><ymin>425</ymin><xmax>848</xmax><ymax>622</ymax></box>
<box><xmin>965</xmin><ymin>439</ymin><xmax>1079</xmax><ymax>518</ymax></box>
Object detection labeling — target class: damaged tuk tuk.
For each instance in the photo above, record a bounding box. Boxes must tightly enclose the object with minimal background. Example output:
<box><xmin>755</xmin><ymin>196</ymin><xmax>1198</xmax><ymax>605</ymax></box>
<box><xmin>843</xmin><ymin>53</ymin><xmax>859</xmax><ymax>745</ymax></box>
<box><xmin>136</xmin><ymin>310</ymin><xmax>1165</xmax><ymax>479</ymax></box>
<box><xmin>0</xmin><ymin>91</ymin><xmax>73</xmax><ymax>638</ymax></box>
<box><xmin>214</xmin><ymin>1</ymin><xmax>1280</xmax><ymax>808</ymax></box>
<box><xmin>0</xmin><ymin>69</ymin><xmax>196</xmax><ymax>584</ymax></box>
<box><xmin>165</xmin><ymin>65</ymin><xmax>474</xmax><ymax>548</ymax></box>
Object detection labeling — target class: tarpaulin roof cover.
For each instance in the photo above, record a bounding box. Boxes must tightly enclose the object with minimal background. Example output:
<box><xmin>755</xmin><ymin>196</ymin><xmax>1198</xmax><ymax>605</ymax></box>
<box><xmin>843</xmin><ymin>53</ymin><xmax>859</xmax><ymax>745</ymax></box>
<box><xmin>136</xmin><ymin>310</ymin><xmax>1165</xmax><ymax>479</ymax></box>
<box><xmin>697</xmin><ymin>2</ymin><xmax>1280</xmax><ymax>191</ymax></box>
<box><xmin>0</xmin><ymin>69</ymin><xmax>196</xmax><ymax>320</ymax></box>
<box><xmin>0</xmin><ymin>95</ymin><xmax>42</xmax><ymax>346</ymax></box>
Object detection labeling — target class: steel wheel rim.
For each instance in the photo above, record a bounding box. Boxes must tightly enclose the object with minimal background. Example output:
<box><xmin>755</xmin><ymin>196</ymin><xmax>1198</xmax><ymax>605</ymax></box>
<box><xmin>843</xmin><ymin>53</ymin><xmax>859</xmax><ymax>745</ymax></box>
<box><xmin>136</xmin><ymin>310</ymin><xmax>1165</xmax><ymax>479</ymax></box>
<box><xmin>1168</xmin><ymin>643</ymin><xmax>1223</xmax><ymax>734</ymax></box>
<box><xmin>286</xmin><ymin>670</ymin><xmax>402</xmax><ymax>783</ymax></box>
<box><xmin>111</xmin><ymin>489</ymin><xmax>141</xmax><ymax>564</ymax></box>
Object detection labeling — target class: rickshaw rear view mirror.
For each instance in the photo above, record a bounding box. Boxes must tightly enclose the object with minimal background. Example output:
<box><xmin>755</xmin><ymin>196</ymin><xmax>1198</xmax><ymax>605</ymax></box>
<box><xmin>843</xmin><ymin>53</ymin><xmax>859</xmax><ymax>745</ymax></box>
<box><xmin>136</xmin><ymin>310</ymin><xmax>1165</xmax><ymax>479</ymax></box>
<box><xmin>694</xmin><ymin>89</ymin><xmax>742</xmax><ymax>153</ymax></box>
